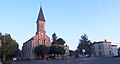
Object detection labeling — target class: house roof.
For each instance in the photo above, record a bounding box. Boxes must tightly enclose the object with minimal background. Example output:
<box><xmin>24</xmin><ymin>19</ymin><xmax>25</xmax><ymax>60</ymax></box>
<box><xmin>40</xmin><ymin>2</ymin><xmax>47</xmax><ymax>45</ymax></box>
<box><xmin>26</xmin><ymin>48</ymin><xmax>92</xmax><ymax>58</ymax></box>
<box><xmin>93</xmin><ymin>40</ymin><xmax>111</xmax><ymax>44</ymax></box>
<box><xmin>23</xmin><ymin>37</ymin><xmax>33</xmax><ymax>45</ymax></box>
<box><xmin>111</xmin><ymin>45</ymin><xmax>117</xmax><ymax>47</ymax></box>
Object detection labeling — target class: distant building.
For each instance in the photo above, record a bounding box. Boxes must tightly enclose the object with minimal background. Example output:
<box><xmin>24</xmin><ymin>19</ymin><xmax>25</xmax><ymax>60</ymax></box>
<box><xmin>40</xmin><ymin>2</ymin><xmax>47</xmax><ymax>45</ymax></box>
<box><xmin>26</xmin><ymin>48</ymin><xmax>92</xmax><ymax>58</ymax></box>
<box><xmin>111</xmin><ymin>45</ymin><xmax>118</xmax><ymax>56</ymax></box>
<box><xmin>64</xmin><ymin>45</ymin><xmax>69</xmax><ymax>58</ymax></box>
<box><xmin>93</xmin><ymin>40</ymin><xmax>113</xmax><ymax>57</ymax></box>
<box><xmin>22</xmin><ymin>6</ymin><xmax>50</xmax><ymax>60</ymax></box>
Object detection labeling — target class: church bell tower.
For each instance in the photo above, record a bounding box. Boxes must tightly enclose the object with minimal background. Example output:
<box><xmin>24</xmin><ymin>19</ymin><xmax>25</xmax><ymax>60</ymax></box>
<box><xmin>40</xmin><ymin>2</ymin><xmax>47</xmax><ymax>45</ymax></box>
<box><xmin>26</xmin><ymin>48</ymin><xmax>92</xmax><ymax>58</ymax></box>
<box><xmin>36</xmin><ymin>6</ymin><xmax>46</xmax><ymax>34</ymax></box>
<box><xmin>36</xmin><ymin>5</ymin><xmax>46</xmax><ymax>45</ymax></box>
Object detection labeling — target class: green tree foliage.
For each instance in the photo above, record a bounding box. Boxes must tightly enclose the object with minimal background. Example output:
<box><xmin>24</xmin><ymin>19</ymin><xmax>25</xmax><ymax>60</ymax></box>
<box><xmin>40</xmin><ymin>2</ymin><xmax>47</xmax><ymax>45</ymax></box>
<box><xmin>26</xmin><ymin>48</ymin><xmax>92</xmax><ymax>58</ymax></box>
<box><xmin>57</xmin><ymin>46</ymin><xmax>65</xmax><ymax>55</ymax></box>
<box><xmin>51</xmin><ymin>46</ymin><xmax>65</xmax><ymax>55</ymax></box>
<box><xmin>2</xmin><ymin>61</ymin><xmax>12</xmax><ymax>64</ymax></box>
<box><xmin>69</xmin><ymin>50</ymin><xmax>75</xmax><ymax>57</ymax></box>
<box><xmin>49</xmin><ymin>33</ymin><xmax>66</xmax><ymax>59</ymax></box>
<box><xmin>57</xmin><ymin>38</ymin><xmax>65</xmax><ymax>45</ymax></box>
<box><xmin>0</xmin><ymin>34</ymin><xmax>19</xmax><ymax>60</ymax></box>
<box><xmin>49</xmin><ymin>45</ymin><xmax>57</xmax><ymax>55</ymax></box>
<box><xmin>77</xmin><ymin>34</ymin><xmax>93</xmax><ymax>56</ymax></box>
<box><xmin>52</xmin><ymin>33</ymin><xmax>57</xmax><ymax>42</ymax></box>
<box><xmin>34</xmin><ymin>45</ymin><xmax>49</xmax><ymax>59</ymax></box>
<box><xmin>75</xmin><ymin>49</ymin><xmax>79</xmax><ymax>58</ymax></box>
<box><xmin>118</xmin><ymin>47</ymin><xmax>120</xmax><ymax>56</ymax></box>
<box><xmin>52</xmin><ymin>33</ymin><xmax>66</xmax><ymax>45</ymax></box>
<box><xmin>49</xmin><ymin>45</ymin><xmax>65</xmax><ymax>59</ymax></box>
<box><xmin>52</xmin><ymin>33</ymin><xmax>57</xmax><ymax>45</ymax></box>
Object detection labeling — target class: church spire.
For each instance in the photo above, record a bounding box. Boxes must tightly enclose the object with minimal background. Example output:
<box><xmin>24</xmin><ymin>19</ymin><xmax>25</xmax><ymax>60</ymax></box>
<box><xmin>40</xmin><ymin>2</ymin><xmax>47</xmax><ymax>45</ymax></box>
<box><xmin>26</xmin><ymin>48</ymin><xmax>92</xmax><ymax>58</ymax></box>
<box><xmin>37</xmin><ymin>4</ymin><xmax>45</xmax><ymax>22</ymax></box>
<box><xmin>36</xmin><ymin>3</ymin><xmax>46</xmax><ymax>34</ymax></box>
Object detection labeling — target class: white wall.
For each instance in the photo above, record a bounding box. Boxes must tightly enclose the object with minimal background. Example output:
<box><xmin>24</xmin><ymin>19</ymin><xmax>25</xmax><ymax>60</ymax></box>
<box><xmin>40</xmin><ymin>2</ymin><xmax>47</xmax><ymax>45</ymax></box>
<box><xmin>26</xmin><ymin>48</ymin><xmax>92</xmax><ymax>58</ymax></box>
<box><xmin>111</xmin><ymin>46</ymin><xmax>118</xmax><ymax>56</ymax></box>
<box><xmin>94</xmin><ymin>43</ymin><xmax>104</xmax><ymax>57</ymax></box>
<box><xmin>103</xmin><ymin>43</ymin><xmax>112</xmax><ymax>57</ymax></box>
<box><xmin>93</xmin><ymin>42</ymin><xmax>112</xmax><ymax>57</ymax></box>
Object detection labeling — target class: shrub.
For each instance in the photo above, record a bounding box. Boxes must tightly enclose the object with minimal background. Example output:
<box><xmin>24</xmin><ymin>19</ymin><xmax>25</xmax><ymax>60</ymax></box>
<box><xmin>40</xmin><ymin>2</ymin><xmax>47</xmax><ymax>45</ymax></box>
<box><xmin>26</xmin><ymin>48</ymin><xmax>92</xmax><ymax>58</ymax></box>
<box><xmin>2</xmin><ymin>61</ymin><xmax>12</xmax><ymax>64</ymax></box>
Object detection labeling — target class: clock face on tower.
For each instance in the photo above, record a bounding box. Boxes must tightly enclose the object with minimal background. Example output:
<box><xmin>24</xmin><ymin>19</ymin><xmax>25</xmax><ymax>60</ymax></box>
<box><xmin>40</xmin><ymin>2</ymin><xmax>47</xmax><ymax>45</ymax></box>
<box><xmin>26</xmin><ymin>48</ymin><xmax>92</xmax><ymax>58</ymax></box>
<box><xmin>41</xmin><ymin>33</ymin><xmax>43</xmax><ymax>35</ymax></box>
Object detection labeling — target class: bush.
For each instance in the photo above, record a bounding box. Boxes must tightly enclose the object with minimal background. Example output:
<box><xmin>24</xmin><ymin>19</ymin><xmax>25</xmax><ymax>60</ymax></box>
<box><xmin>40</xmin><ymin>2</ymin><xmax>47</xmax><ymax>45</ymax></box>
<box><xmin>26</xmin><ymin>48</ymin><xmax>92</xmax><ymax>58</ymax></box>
<box><xmin>2</xmin><ymin>61</ymin><xmax>12</xmax><ymax>64</ymax></box>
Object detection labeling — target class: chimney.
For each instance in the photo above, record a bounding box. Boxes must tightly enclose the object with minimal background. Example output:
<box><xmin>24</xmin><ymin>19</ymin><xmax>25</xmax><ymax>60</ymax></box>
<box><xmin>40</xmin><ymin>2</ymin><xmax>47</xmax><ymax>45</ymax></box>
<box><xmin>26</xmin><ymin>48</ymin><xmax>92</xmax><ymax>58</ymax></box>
<box><xmin>105</xmin><ymin>39</ymin><xmax>107</xmax><ymax>42</ymax></box>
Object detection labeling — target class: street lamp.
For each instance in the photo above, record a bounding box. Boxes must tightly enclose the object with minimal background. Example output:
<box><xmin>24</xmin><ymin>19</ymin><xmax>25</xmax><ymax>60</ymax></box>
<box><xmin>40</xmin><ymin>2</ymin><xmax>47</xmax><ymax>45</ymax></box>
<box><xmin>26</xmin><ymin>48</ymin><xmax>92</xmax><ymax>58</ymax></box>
<box><xmin>82</xmin><ymin>49</ymin><xmax>85</xmax><ymax>58</ymax></box>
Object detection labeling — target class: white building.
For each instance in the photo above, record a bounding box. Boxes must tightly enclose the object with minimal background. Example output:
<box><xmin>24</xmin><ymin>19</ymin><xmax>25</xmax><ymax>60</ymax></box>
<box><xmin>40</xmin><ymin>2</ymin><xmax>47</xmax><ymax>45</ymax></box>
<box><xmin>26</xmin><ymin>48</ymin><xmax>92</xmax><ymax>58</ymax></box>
<box><xmin>64</xmin><ymin>45</ymin><xmax>69</xmax><ymax>58</ymax></box>
<box><xmin>93</xmin><ymin>40</ymin><xmax>113</xmax><ymax>57</ymax></box>
<box><xmin>111</xmin><ymin>45</ymin><xmax>118</xmax><ymax>56</ymax></box>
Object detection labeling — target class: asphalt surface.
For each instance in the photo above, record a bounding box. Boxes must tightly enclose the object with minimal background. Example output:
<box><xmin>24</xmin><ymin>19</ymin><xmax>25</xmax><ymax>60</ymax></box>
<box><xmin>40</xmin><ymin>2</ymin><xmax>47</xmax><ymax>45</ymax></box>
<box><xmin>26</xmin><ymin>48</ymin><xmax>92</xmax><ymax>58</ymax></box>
<box><xmin>12</xmin><ymin>58</ymin><xmax>120</xmax><ymax>64</ymax></box>
<box><xmin>80</xmin><ymin>58</ymin><xmax>120</xmax><ymax>64</ymax></box>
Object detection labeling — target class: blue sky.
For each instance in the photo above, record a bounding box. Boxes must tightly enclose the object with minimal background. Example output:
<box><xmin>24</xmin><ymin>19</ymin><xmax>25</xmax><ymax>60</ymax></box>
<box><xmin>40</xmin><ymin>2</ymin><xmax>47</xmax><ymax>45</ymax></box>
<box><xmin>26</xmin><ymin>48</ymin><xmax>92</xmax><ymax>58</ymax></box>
<box><xmin>0</xmin><ymin>0</ymin><xmax>120</xmax><ymax>50</ymax></box>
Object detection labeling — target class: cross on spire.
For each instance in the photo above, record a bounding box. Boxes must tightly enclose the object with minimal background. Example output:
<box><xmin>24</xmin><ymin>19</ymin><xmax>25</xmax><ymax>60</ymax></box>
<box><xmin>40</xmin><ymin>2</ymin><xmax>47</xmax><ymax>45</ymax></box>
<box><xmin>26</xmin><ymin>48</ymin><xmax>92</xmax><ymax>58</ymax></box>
<box><xmin>40</xmin><ymin>2</ymin><xmax>42</xmax><ymax>7</ymax></box>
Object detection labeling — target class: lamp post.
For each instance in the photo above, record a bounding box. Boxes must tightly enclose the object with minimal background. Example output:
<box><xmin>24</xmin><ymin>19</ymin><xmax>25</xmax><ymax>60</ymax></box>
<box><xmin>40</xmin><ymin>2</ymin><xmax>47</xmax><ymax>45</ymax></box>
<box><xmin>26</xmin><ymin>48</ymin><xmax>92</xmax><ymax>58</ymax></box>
<box><xmin>82</xmin><ymin>49</ymin><xmax>85</xmax><ymax>59</ymax></box>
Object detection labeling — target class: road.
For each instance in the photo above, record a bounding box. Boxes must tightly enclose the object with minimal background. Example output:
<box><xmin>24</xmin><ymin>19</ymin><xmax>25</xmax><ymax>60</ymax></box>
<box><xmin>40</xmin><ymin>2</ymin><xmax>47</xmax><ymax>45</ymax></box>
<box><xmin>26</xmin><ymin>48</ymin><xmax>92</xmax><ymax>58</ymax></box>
<box><xmin>80</xmin><ymin>58</ymin><xmax>120</xmax><ymax>64</ymax></box>
<box><xmin>12</xmin><ymin>58</ymin><xmax>120</xmax><ymax>64</ymax></box>
<box><xmin>0</xmin><ymin>62</ymin><xmax>2</xmax><ymax>64</ymax></box>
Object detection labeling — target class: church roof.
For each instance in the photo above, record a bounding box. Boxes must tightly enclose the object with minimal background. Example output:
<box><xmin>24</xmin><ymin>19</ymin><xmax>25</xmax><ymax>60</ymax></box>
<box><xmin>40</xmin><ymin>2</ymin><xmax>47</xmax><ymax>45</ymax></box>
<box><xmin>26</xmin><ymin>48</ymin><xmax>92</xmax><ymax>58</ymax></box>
<box><xmin>37</xmin><ymin>6</ymin><xmax>45</xmax><ymax>22</ymax></box>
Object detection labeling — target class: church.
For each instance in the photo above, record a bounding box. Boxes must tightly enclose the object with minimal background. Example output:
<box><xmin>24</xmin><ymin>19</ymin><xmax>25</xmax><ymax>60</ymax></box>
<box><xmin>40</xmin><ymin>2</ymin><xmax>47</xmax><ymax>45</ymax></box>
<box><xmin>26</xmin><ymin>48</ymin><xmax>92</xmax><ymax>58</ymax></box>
<box><xmin>22</xmin><ymin>5</ymin><xmax>51</xmax><ymax>59</ymax></box>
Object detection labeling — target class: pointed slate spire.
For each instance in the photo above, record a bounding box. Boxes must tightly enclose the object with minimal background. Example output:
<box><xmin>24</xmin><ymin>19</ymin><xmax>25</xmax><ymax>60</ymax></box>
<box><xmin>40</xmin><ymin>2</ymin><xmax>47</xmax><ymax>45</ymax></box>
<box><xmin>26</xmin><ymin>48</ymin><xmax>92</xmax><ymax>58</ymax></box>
<box><xmin>37</xmin><ymin>5</ymin><xmax>45</xmax><ymax>22</ymax></box>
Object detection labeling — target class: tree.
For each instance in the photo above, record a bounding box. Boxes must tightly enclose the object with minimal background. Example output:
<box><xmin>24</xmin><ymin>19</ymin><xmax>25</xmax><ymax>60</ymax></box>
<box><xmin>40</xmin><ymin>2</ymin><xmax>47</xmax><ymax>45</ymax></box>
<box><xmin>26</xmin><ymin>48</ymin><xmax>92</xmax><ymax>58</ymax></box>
<box><xmin>69</xmin><ymin>50</ymin><xmax>75</xmax><ymax>57</ymax></box>
<box><xmin>51</xmin><ymin>33</ymin><xmax>66</xmax><ymax>45</ymax></box>
<box><xmin>49</xmin><ymin>33</ymin><xmax>66</xmax><ymax>59</ymax></box>
<box><xmin>34</xmin><ymin>45</ymin><xmax>49</xmax><ymax>59</ymax></box>
<box><xmin>77</xmin><ymin>34</ymin><xmax>93</xmax><ymax>56</ymax></box>
<box><xmin>52</xmin><ymin>33</ymin><xmax>57</xmax><ymax>45</ymax></box>
<box><xmin>0</xmin><ymin>34</ymin><xmax>19</xmax><ymax>61</ymax></box>
<box><xmin>75</xmin><ymin>49</ymin><xmax>79</xmax><ymax>58</ymax></box>
<box><xmin>57</xmin><ymin>38</ymin><xmax>65</xmax><ymax>45</ymax></box>
<box><xmin>118</xmin><ymin>47</ymin><xmax>120</xmax><ymax>56</ymax></box>
<box><xmin>57</xmin><ymin>46</ymin><xmax>65</xmax><ymax>55</ymax></box>
<box><xmin>49</xmin><ymin>45</ymin><xmax>65</xmax><ymax>59</ymax></box>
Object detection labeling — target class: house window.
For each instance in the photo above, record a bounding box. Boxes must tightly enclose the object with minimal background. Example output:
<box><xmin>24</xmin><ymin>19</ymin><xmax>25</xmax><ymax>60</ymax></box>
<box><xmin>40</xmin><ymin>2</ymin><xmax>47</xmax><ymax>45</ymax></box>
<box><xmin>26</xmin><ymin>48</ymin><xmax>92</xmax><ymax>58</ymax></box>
<box><xmin>99</xmin><ymin>51</ymin><xmax>102</xmax><ymax>56</ymax></box>
<box><xmin>109</xmin><ymin>51</ymin><xmax>111</xmax><ymax>55</ymax></box>
<box><xmin>98</xmin><ymin>45</ymin><xmax>101</xmax><ymax>49</ymax></box>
